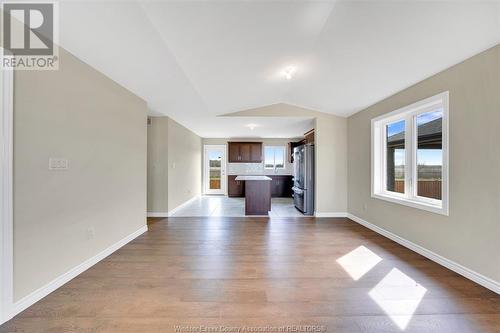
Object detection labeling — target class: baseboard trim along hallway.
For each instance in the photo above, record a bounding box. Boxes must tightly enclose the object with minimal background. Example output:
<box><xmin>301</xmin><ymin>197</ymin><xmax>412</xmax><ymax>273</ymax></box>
<box><xmin>146</xmin><ymin>212</ymin><xmax>169</xmax><ymax>218</ymax></box>
<box><xmin>315</xmin><ymin>212</ymin><xmax>348</xmax><ymax>218</ymax></box>
<box><xmin>147</xmin><ymin>195</ymin><xmax>200</xmax><ymax>218</ymax></box>
<box><xmin>10</xmin><ymin>225</ymin><xmax>148</xmax><ymax>320</ymax></box>
<box><xmin>347</xmin><ymin>213</ymin><xmax>500</xmax><ymax>295</ymax></box>
<box><xmin>167</xmin><ymin>195</ymin><xmax>200</xmax><ymax>216</ymax></box>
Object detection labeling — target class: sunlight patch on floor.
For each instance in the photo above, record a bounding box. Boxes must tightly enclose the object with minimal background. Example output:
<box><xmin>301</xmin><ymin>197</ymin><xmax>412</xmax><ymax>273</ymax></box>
<box><xmin>369</xmin><ymin>268</ymin><xmax>427</xmax><ymax>330</ymax></box>
<box><xmin>336</xmin><ymin>245</ymin><xmax>383</xmax><ymax>280</ymax></box>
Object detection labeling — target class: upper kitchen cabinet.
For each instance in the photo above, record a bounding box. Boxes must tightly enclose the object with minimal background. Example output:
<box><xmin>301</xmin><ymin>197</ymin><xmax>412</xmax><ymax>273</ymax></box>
<box><xmin>228</xmin><ymin>143</ymin><xmax>240</xmax><ymax>162</ymax></box>
<box><xmin>239</xmin><ymin>143</ymin><xmax>251</xmax><ymax>162</ymax></box>
<box><xmin>249</xmin><ymin>143</ymin><xmax>262</xmax><ymax>162</ymax></box>
<box><xmin>288</xmin><ymin>129</ymin><xmax>314</xmax><ymax>163</ymax></box>
<box><xmin>228</xmin><ymin>142</ymin><xmax>262</xmax><ymax>163</ymax></box>
<box><xmin>304</xmin><ymin>129</ymin><xmax>315</xmax><ymax>144</ymax></box>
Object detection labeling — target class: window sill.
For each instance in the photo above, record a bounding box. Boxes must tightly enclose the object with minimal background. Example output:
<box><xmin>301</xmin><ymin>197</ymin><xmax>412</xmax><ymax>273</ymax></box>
<box><xmin>371</xmin><ymin>192</ymin><xmax>449</xmax><ymax>216</ymax></box>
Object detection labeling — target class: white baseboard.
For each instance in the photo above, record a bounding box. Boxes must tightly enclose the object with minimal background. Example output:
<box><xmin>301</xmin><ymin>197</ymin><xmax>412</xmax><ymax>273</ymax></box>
<box><xmin>146</xmin><ymin>195</ymin><xmax>200</xmax><ymax>218</ymax></box>
<box><xmin>315</xmin><ymin>212</ymin><xmax>347</xmax><ymax>218</ymax></box>
<box><xmin>167</xmin><ymin>195</ymin><xmax>200</xmax><ymax>217</ymax></box>
<box><xmin>347</xmin><ymin>213</ymin><xmax>500</xmax><ymax>295</ymax></box>
<box><xmin>11</xmin><ymin>225</ymin><xmax>148</xmax><ymax>317</ymax></box>
<box><xmin>147</xmin><ymin>212</ymin><xmax>169</xmax><ymax>217</ymax></box>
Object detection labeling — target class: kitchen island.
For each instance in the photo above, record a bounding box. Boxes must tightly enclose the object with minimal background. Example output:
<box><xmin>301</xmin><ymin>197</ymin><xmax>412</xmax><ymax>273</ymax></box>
<box><xmin>235</xmin><ymin>176</ymin><xmax>272</xmax><ymax>215</ymax></box>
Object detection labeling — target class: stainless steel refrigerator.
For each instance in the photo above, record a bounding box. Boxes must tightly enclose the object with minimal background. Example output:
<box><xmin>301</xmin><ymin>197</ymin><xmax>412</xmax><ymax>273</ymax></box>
<box><xmin>292</xmin><ymin>144</ymin><xmax>314</xmax><ymax>215</ymax></box>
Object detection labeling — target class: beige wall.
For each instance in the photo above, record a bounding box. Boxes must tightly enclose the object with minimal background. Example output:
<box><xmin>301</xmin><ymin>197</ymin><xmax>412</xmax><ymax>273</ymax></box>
<box><xmin>147</xmin><ymin>116</ymin><xmax>202</xmax><ymax>213</ymax></box>
<box><xmin>14</xmin><ymin>48</ymin><xmax>147</xmax><ymax>300</ymax></box>
<box><xmin>167</xmin><ymin>118</ymin><xmax>203</xmax><ymax>210</ymax></box>
<box><xmin>221</xmin><ymin>104</ymin><xmax>348</xmax><ymax>214</ymax></box>
<box><xmin>314</xmin><ymin>115</ymin><xmax>348</xmax><ymax>214</ymax></box>
<box><xmin>347</xmin><ymin>45</ymin><xmax>500</xmax><ymax>282</ymax></box>
<box><xmin>147</xmin><ymin>117</ymin><xmax>169</xmax><ymax>212</ymax></box>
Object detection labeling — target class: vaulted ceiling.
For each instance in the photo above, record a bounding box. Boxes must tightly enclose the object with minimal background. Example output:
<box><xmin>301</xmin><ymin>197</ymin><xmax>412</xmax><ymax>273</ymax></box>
<box><xmin>58</xmin><ymin>1</ymin><xmax>499</xmax><ymax>137</ymax></box>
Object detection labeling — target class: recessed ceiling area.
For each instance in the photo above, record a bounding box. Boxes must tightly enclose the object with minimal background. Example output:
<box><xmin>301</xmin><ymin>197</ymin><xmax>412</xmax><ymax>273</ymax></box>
<box><xmin>58</xmin><ymin>1</ymin><xmax>500</xmax><ymax>137</ymax></box>
<box><xmin>207</xmin><ymin>117</ymin><xmax>314</xmax><ymax>139</ymax></box>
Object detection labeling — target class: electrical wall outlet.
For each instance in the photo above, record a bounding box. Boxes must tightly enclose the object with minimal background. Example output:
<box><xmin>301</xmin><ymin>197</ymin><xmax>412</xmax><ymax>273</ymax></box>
<box><xmin>49</xmin><ymin>158</ymin><xmax>69</xmax><ymax>170</ymax></box>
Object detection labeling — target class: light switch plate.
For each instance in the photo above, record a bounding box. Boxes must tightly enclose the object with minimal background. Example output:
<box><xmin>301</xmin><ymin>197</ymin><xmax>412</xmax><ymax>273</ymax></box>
<box><xmin>49</xmin><ymin>158</ymin><xmax>69</xmax><ymax>170</ymax></box>
<box><xmin>86</xmin><ymin>227</ymin><xmax>95</xmax><ymax>240</ymax></box>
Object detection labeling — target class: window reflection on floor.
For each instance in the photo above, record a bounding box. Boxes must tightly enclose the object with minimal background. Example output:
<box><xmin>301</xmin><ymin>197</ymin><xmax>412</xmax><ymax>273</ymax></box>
<box><xmin>368</xmin><ymin>268</ymin><xmax>427</xmax><ymax>330</ymax></box>
<box><xmin>336</xmin><ymin>245</ymin><xmax>382</xmax><ymax>280</ymax></box>
<box><xmin>336</xmin><ymin>245</ymin><xmax>427</xmax><ymax>330</ymax></box>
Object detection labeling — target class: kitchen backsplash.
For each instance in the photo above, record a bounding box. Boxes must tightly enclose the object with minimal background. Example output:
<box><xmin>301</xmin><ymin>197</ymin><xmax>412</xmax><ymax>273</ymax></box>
<box><xmin>227</xmin><ymin>162</ymin><xmax>293</xmax><ymax>175</ymax></box>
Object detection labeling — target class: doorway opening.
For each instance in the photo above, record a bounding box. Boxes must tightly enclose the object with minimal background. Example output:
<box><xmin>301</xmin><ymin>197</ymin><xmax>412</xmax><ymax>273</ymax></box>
<box><xmin>203</xmin><ymin>145</ymin><xmax>227</xmax><ymax>195</ymax></box>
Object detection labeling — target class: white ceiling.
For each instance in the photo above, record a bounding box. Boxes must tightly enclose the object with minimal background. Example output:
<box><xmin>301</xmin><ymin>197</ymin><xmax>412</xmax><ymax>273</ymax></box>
<box><xmin>58</xmin><ymin>1</ymin><xmax>500</xmax><ymax>138</ymax></box>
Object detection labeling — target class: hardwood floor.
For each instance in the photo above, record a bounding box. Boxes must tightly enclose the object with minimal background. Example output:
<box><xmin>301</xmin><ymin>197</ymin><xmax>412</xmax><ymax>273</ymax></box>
<box><xmin>1</xmin><ymin>217</ymin><xmax>499</xmax><ymax>332</ymax></box>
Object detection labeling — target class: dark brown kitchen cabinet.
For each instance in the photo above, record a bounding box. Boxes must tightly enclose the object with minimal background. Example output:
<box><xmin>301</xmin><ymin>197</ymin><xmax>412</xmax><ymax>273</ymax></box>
<box><xmin>228</xmin><ymin>175</ymin><xmax>245</xmax><ymax>197</ymax></box>
<box><xmin>304</xmin><ymin>129</ymin><xmax>315</xmax><ymax>144</ymax></box>
<box><xmin>288</xmin><ymin>130</ymin><xmax>314</xmax><ymax>163</ymax></box>
<box><xmin>239</xmin><ymin>143</ymin><xmax>251</xmax><ymax>162</ymax></box>
<box><xmin>228</xmin><ymin>142</ymin><xmax>262</xmax><ymax>163</ymax></box>
<box><xmin>228</xmin><ymin>145</ymin><xmax>240</xmax><ymax>163</ymax></box>
<box><xmin>271</xmin><ymin>175</ymin><xmax>293</xmax><ymax>198</ymax></box>
<box><xmin>250</xmin><ymin>143</ymin><xmax>262</xmax><ymax>162</ymax></box>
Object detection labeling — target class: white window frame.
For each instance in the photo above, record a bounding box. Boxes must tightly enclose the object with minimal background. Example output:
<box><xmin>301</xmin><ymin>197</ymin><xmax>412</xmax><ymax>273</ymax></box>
<box><xmin>264</xmin><ymin>146</ymin><xmax>286</xmax><ymax>170</ymax></box>
<box><xmin>371</xmin><ymin>91</ymin><xmax>449</xmax><ymax>216</ymax></box>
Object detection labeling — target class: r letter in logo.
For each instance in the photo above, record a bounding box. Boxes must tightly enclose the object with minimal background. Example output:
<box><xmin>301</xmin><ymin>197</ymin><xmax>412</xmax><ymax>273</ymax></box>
<box><xmin>1</xmin><ymin>2</ymin><xmax>59</xmax><ymax>70</ymax></box>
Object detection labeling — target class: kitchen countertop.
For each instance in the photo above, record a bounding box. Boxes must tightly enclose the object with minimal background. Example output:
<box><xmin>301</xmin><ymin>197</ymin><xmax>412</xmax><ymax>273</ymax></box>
<box><xmin>235</xmin><ymin>175</ymin><xmax>272</xmax><ymax>181</ymax></box>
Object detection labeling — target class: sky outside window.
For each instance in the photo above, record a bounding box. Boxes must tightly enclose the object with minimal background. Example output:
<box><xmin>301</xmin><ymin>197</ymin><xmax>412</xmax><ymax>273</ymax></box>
<box><xmin>417</xmin><ymin>109</ymin><xmax>443</xmax><ymax>166</ymax></box>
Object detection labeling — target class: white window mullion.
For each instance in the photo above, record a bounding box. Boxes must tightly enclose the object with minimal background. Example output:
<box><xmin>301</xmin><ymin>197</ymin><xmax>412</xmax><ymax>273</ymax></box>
<box><xmin>411</xmin><ymin>114</ymin><xmax>418</xmax><ymax>201</ymax></box>
<box><xmin>404</xmin><ymin>115</ymin><xmax>412</xmax><ymax>198</ymax></box>
<box><xmin>381</xmin><ymin>123</ymin><xmax>388</xmax><ymax>194</ymax></box>
<box><xmin>406</xmin><ymin>114</ymin><xmax>413</xmax><ymax>200</ymax></box>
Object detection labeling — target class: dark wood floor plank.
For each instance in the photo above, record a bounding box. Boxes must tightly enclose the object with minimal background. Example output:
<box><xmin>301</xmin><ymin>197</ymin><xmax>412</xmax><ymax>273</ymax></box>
<box><xmin>1</xmin><ymin>217</ymin><xmax>499</xmax><ymax>333</ymax></box>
